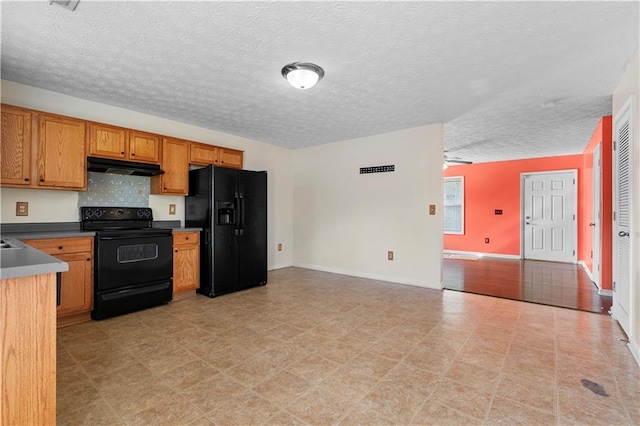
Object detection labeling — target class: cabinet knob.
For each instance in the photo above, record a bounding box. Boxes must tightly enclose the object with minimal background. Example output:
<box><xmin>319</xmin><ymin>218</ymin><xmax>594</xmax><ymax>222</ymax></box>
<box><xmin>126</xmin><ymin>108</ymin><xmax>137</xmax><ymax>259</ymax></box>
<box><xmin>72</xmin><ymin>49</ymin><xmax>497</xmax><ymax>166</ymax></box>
<box><xmin>185</xmin><ymin>237</ymin><xmax>189</xmax><ymax>240</ymax></box>
<box><xmin>58</xmin><ymin>246</ymin><xmax>63</xmax><ymax>250</ymax></box>
<box><xmin>24</xmin><ymin>177</ymin><xmax>30</xmax><ymax>182</ymax></box>
<box><xmin>175</xmin><ymin>250</ymin><xmax>178</xmax><ymax>253</ymax></box>
<box><xmin>121</xmin><ymin>151</ymin><xmax>125</xmax><ymax>154</ymax></box>
<box><xmin>131</xmin><ymin>153</ymin><xmax>135</xmax><ymax>156</ymax></box>
<box><xmin>39</xmin><ymin>176</ymin><xmax>45</xmax><ymax>182</ymax></box>
<box><xmin>86</xmin><ymin>258</ymin><xmax>91</xmax><ymax>261</ymax></box>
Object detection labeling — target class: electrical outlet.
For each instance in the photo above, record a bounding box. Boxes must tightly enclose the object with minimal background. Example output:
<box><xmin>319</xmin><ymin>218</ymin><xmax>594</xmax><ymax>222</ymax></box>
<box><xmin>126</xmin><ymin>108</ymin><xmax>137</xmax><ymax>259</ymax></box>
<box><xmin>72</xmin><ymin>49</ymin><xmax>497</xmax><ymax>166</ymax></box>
<box><xmin>277</xmin><ymin>243</ymin><xmax>282</xmax><ymax>251</ymax></box>
<box><xmin>16</xmin><ymin>202</ymin><xmax>29</xmax><ymax>216</ymax></box>
<box><xmin>429</xmin><ymin>204</ymin><xmax>436</xmax><ymax>215</ymax></box>
<box><xmin>169</xmin><ymin>204</ymin><xmax>176</xmax><ymax>215</ymax></box>
<box><xmin>388</xmin><ymin>251</ymin><xmax>394</xmax><ymax>261</ymax></box>
<box><xmin>495</xmin><ymin>209</ymin><xmax>503</xmax><ymax>215</ymax></box>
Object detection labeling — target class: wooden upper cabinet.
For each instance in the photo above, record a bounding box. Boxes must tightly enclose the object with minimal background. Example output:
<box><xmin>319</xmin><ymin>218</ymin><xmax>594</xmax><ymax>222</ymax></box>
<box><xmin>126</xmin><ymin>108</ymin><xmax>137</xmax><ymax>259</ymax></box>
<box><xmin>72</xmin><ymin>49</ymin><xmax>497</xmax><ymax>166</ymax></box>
<box><xmin>218</xmin><ymin>147</ymin><xmax>244</xmax><ymax>169</ymax></box>
<box><xmin>37</xmin><ymin>113</ymin><xmax>86</xmax><ymax>190</ymax></box>
<box><xmin>129</xmin><ymin>131</ymin><xmax>160</xmax><ymax>163</ymax></box>
<box><xmin>151</xmin><ymin>137</ymin><xmax>189</xmax><ymax>195</ymax></box>
<box><xmin>190</xmin><ymin>142</ymin><xmax>219</xmax><ymax>166</ymax></box>
<box><xmin>88</xmin><ymin>123</ymin><xmax>127</xmax><ymax>160</ymax></box>
<box><xmin>1</xmin><ymin>105</ymin><xmax>32</xmax><ymax>186</ymax></box>
<box><xmin>88</xmin><ymin>124</ymin><xmax>160</xmax><ymax>164</ymax></box>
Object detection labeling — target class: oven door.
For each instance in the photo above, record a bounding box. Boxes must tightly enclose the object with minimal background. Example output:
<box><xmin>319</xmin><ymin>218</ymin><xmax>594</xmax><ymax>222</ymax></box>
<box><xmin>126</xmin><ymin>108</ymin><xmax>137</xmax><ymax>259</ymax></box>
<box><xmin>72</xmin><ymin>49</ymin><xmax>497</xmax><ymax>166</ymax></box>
<box><xmin>95</xmin><ymin>232</ymin><xmax>173</xmax><ymax>291</ymax></box>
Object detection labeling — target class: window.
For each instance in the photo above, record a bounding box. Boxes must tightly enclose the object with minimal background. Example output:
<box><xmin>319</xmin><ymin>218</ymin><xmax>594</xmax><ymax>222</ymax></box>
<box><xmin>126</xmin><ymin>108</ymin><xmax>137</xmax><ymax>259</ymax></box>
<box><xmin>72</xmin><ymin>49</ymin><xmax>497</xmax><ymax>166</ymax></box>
<box><xmin>444</xmin><ymin>176</ymin><xmax>464</xmax><ymax>234</ymax></box>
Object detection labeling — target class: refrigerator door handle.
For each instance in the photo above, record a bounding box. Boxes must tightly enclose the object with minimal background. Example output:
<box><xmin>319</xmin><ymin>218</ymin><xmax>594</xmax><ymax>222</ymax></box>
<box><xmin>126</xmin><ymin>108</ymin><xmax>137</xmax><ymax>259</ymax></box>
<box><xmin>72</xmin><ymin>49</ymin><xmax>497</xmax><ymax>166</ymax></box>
<box><xmin>233</xmin><ymin>192</ymin><xmax>240</xmax><ymax>230</ymax></box>
<box><xmin>239</xmin><ymin>193</ymin><xmax>245</xmax><ymax>232</ymax></box>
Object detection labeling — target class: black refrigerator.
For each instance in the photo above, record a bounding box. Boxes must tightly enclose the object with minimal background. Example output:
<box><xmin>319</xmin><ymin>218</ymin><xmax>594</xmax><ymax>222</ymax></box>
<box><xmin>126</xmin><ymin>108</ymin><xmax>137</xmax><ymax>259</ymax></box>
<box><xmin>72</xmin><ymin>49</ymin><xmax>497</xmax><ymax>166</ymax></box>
<box><xmin>185</xmin><ymin>166</ymin><xmax>267</xmax><ymax>297</ymax></box>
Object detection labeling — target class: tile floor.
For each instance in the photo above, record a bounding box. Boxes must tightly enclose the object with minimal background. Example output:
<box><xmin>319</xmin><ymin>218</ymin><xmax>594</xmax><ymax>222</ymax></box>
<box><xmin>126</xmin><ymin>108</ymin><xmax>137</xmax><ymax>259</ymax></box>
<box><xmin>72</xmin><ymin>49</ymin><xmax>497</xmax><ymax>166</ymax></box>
<box><xmin>57</xmin><ymin>267</ymin><xmax>639</xmax><ymax>425</ymax></box>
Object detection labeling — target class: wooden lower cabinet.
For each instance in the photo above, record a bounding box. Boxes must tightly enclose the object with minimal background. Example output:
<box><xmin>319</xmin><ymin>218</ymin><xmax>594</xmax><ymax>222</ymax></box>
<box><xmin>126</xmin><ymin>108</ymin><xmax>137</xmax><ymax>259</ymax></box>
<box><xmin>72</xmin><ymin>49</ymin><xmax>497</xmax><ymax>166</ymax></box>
<box><xmin>25</xmin><ymin>237</ymin><xmax>93</xmax><ymax>326</ymax></box>
<box><xmin>173</xmin><ymin>231</ymin><xmax>200</xmax><ymax>299</ymax></box>
<box><xmin>1</xmin><ymin>273</ymin><xmax>56</xmax><ymax>425</ymax></box>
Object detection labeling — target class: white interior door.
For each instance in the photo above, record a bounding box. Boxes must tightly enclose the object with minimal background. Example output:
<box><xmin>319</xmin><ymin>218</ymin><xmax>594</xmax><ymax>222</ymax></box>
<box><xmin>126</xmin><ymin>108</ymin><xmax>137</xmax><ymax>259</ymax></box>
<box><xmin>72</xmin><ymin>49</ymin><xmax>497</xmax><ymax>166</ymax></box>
<box><xmin>523</xmin><ymin>170</ymin><xmax>577</xmax><ymax>263</ymax></box>
<box><xmin>613</xmin><ymin>98</ymin><xmax>634</xmax><ymax>336</ymax></box>
<box><xmin>592</xmin><ymin>144</ymin><xmax>602</xmax><ymax>288</ymax></box>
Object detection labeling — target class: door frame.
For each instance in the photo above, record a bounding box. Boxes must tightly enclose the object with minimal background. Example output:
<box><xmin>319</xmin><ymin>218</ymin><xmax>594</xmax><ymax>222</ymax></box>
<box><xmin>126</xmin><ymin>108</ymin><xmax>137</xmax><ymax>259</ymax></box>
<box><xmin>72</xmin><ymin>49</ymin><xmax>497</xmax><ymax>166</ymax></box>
<box><xmin>520</xmin><ymin>169</ymin><xmax>578</xmax><ymax>263</ymax></box>
<box><xmin>612</xmin><ymin>96</ymin><xmax>635</xmax><ymax>338</ymax></box>
<box><xmin>592</xmin><ymin>143</ymin><xmax>602</xmax><ymax>289</ymax></box>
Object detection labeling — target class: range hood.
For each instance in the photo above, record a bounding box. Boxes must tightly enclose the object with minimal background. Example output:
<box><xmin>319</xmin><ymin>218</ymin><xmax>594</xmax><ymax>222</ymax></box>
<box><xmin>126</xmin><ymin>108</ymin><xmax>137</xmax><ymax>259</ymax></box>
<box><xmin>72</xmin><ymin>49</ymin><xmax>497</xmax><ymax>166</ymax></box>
<box><xmin>87</xmin><ymin>156</ymin><xmax>164</xmax><ymax>176</ymax></box>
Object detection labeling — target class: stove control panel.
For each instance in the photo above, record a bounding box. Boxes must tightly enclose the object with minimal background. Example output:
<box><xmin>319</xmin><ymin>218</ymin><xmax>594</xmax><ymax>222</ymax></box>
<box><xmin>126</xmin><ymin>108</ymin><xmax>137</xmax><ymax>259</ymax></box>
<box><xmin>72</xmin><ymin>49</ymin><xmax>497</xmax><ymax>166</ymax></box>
<box><xmin>81</xmin><ymin>207</ymin><xmax>153</xmax><ymax>221</ymax></box>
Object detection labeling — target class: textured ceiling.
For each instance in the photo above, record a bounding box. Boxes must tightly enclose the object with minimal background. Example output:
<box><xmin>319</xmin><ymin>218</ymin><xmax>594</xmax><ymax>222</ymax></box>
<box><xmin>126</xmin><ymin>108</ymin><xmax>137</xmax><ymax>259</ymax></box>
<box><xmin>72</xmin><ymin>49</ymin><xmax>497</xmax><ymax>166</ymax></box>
<box><xmin>1</xmin><ymin>1</ymin><xmax>638</xmax><ymax>163</ymax></box>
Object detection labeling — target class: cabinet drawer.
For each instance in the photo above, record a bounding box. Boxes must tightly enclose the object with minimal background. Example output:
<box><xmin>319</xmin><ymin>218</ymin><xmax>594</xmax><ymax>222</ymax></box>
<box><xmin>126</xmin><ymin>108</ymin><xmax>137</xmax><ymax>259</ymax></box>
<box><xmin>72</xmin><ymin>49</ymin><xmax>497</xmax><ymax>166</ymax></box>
<box><xmin>173</xmin><ymin>232</ymin><xmax>199</xmax><ymax>246</ymax></box>
<box><xmin>26</xmin><ymin>237</ymin><xmax>93</xmax><ymax>255</ymax></box>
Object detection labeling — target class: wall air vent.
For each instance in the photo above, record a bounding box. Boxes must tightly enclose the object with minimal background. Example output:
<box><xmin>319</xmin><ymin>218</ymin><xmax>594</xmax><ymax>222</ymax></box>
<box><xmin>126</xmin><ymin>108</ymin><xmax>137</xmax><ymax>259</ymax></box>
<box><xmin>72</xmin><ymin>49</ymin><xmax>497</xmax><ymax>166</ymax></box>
<box><xmin>360</xmin><ymin>165</ymin><xmax>395</xmax><ymax>174</ymax></box>
<box><xmin>50</xmin><ymin>0</ymin><xmax>80</xmax><ymax>11</ymax></box>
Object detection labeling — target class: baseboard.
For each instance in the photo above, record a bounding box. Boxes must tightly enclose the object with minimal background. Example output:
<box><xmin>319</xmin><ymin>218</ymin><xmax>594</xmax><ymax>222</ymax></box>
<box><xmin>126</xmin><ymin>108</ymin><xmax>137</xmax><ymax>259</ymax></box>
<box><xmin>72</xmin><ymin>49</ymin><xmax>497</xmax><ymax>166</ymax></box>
<box><xmin>578</xmin><ymin>261</ymin><xmax>595</xmax><ymax>282</ymax></box>
<box><xmin>629</xmin><ymin>339</ymin><xmax>640</xmax><ymax>367</ymax></box>
<box><xmin>268</xmin><ymin>263</ymin><xmax>294</xmax><ymax>271</ymax></box>
<box><xmin>443</xmin><ymin>250</ymin><xmax>521</xmax><ymax>260</ymax></box>
<box><xmin>293</xmin><ymin>263</ymin><xmax>442</xmax><ymax>290</ymax></box>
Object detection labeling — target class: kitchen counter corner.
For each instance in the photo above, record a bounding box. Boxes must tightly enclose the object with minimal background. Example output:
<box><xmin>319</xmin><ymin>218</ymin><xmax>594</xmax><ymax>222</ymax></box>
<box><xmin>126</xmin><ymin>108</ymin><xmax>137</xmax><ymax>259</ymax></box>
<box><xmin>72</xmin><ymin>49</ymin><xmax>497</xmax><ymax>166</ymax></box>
<box><xmin>0</xmin><ymin>244</ymin><xmax>69</xmax><ymax>280</ymax></box>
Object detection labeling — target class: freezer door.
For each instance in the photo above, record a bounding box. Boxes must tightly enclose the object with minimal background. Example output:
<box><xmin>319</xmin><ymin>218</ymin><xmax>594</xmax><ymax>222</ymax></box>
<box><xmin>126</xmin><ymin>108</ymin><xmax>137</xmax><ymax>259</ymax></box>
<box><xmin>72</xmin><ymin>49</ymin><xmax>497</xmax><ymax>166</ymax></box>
<box><xmin>212</xmin><ymin>167</ymin><xmax>240</xmax><ymax>295</ymax></box>
<box><xmin>237</xmin><ymin>170</ymin><xmax>267</xmax><ymax>289</ymax></box>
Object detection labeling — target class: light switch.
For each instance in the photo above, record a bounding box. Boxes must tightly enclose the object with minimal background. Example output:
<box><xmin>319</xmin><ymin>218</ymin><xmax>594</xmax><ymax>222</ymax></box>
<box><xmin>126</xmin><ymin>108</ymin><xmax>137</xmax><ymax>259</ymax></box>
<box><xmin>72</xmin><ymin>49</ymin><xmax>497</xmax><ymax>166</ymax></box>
<box><xmin>169</xmin><ymin>204</ymin><xmax>176</xmax><ymax>215</ymax></box>
<box><xmin>429</xmin><ymin>205</ymin><xmax>436</xmax><ymax>215</ymax></box>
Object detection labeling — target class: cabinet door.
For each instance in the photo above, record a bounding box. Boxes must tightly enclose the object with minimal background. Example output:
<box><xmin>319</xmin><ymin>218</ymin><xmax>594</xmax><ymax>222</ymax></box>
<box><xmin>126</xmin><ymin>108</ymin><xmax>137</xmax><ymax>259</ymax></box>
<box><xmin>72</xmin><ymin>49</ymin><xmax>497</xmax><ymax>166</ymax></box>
<box><xmin>190</xmin><ymin>142</ymin><xmax>219</xmax><ymax>165</ymax></box>
<box><xmin>129</xmin><ymin>131</ymin><xmax>160</xmax><ymax>163</ymax></box>
<box><xmin>37</xmin><ymin>114</ymin><xmax>86</xmax><ymax>189</ymax></box>
<box><xmin>152</xmin><ymin>138</ymin><xmax>188</xmax><ymax>195</ymax></box>
<box><xmin>56</xmin><ymin>252</ymin><xmax>93</xmax><ymax>317</ymax></box>
<box><xmin>88</xmin><ymin>123</ymin><xmax>127</xmax><ymax>160</ymax></box>
<box><xmin>173</xmin><ymin>244</ymin><xmax>199</xmax><ymax>292</ymax></box>
<box><xmin>1</xmin><ymin>105</ymin><xmax>32</xmax><ymax>186</ymax></box>
<box><xmin>218</xmin><ymin>147</ymin><xmax>243</xmax><ymax>169</ymax></box>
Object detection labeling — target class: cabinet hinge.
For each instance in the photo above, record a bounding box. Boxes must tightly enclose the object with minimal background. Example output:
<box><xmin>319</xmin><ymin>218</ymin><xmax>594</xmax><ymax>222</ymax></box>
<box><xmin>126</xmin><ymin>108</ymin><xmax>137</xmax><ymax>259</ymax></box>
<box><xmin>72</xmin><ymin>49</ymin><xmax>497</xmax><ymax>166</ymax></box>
<box><xmin>613</xmin><ymin>282</ymin><xmax>616</xmax><ymax>291</ymax></box>
<box><xmin>572</xmin><ymin>249</ymin><xmax>575</xmax><ymax>256</ymax></box>
<box><xmin>613</xmin><ymin>211</ymin><xmax>616</xmax><ymax>221</ymax></box>
<box><xmin>573</xmin><ymin>214</ymin><xmax>576</xmax><ymax>220</ymax></box>
<box><xmin>613</xmin><ymin>140</ymin><xmax>616</xmax><ymax>150</ymax></box>
<box><xmin>590</xmin><ymin>250</ymin><xmax>593</xmax><ymax>258</ymax></box>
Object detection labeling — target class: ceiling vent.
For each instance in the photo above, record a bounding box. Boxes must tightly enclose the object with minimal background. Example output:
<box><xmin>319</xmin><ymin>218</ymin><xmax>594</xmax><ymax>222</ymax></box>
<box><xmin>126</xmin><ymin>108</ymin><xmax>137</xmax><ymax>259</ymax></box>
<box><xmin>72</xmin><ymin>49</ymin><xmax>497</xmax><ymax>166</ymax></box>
<box><xmin>50</xmin><ymin>1</ymin><xmax>80</xmax><ymax>11</ymax></box>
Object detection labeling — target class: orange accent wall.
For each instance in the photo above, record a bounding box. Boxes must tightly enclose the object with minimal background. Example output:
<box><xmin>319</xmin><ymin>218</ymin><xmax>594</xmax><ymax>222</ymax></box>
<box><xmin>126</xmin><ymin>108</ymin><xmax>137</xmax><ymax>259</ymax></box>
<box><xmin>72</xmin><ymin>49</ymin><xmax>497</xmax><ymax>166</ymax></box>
<box><xmin>444</xmin><ymin>155</ymin><xmax>583</xmax><ymax>256</ymax></box>
<box><xmin>580</xmin><ymin>116</ymin><xmax>613</xmax><ymax>290</ymax></box>
<box><xmin>443</xmin><ymin>116</ymin><xmax>613</xmax><ymax>290</ymax></box>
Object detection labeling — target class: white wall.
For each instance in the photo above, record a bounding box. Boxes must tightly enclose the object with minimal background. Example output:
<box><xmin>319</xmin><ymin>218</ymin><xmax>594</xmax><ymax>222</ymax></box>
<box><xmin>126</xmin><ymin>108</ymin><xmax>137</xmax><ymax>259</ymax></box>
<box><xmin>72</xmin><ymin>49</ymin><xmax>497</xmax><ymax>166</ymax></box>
<box><xmin>0</xmin><ymin>80</ymin><xmax>294</xmax><ymax>270</ymax></box>
<box><xmin>612</xmin><ymin>49</ymin><xmax>640</xmax><ymax>364</ymax></box>
<box><xmin>293</xmin><ymin>124</ymin><xmax>444</xmax><ymax>289</ymax></box>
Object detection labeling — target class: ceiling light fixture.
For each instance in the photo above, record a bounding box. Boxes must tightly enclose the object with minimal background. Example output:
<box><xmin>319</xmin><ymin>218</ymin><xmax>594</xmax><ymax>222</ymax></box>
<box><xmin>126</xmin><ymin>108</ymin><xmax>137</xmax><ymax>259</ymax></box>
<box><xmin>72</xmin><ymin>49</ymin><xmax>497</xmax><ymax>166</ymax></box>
<box><xmin>281</xmin><ymin>62</ymin><xmax>324</xmax><ymax>90</ymax></box>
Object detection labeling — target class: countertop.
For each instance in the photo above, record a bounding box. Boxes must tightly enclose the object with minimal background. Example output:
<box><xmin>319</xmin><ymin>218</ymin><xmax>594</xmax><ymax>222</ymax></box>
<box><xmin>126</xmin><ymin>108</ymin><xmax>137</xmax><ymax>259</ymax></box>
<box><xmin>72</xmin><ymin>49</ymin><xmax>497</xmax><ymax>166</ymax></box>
<box><xmin>0</xmin><ymin>239</ymin><xmax>68</xmax><ymax>280</ymax></box>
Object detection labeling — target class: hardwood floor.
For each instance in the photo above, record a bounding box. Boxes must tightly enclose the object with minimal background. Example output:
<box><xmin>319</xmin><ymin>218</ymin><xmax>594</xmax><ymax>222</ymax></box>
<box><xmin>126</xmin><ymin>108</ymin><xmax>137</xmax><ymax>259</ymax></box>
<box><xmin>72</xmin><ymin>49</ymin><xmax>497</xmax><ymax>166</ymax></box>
<box><xmin>443</xmin><ymin>257</ymin><xmax>613</xmax><ymax>314</ymax></box>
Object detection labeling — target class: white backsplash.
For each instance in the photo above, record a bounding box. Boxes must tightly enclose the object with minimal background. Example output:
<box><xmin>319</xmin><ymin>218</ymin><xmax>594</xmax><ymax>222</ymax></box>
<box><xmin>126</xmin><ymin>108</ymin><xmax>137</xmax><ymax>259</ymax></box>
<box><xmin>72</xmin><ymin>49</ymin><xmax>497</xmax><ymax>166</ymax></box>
<box><xmin>78</xmin><ymin>172</ymin><xmax>149</xmax><ymax>207</ymax></box>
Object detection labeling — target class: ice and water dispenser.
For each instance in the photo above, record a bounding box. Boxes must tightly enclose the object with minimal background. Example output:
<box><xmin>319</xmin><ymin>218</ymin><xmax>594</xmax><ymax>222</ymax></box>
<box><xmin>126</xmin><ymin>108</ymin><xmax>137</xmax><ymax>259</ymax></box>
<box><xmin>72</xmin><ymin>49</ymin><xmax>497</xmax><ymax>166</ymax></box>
<box><xmin>216</xmin><ymin>201</ymin><xmax>235</xmax><ymax>225</ymax></box>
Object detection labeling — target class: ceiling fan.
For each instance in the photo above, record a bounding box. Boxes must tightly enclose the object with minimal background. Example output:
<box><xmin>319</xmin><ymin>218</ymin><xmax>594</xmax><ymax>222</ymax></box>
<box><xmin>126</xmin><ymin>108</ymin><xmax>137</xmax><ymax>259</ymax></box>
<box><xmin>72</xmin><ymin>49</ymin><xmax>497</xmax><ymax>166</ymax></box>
<box><xmin>443</xmin><ymin>153</ymin><xmax>473</xmax><ymax>168</ymax></box>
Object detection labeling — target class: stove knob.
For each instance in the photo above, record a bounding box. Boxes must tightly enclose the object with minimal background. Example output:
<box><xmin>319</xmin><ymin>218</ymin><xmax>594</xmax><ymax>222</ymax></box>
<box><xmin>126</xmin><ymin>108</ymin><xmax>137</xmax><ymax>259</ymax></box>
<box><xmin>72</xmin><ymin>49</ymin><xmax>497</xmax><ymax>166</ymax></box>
<box><xmin>96</xmin><ymin>210</ymin><xmax>103</xmax><ymax>217</ymax></box>
<box><xmin>116</xmin><ymin>209</ymin><xmax>124</xmax><ymax>216</ymax></box>
<box><xmin>86</xmin><ymin>210</ymin><xmax>94</xmax><ymax>218</ymax></box>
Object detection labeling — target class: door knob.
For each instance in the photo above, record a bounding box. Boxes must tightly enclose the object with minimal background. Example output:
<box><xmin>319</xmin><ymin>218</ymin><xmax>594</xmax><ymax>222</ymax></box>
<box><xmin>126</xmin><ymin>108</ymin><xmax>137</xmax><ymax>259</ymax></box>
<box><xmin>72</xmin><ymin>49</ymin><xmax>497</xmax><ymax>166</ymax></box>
<box><xmin>618</xmin><ymin>231</ymin><xmax>630</xmax><ymax>237</ymax></box>
<box><xmin>589</xmin><ymin>223</ymin><xmax>595</xmax><ymax>226</ymax></box>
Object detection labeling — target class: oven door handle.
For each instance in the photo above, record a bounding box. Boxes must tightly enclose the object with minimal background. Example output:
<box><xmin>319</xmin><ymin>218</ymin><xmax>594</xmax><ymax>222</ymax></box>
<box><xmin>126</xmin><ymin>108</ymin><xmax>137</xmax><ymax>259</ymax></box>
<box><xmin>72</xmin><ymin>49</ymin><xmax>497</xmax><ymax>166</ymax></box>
<box><xmin>99</xmin><ymin>233</ymin><xmax>170</xmax><ymax>240</ymax></box>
